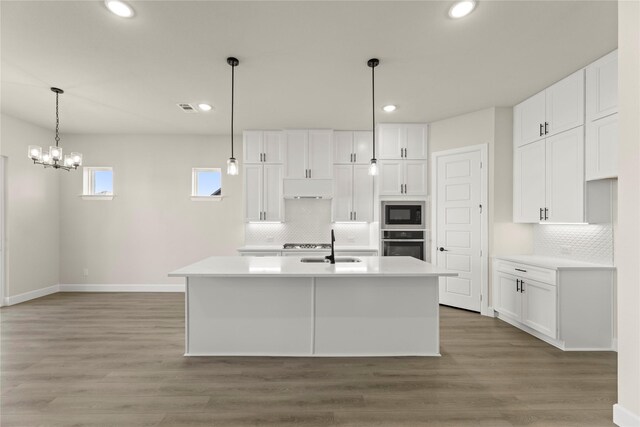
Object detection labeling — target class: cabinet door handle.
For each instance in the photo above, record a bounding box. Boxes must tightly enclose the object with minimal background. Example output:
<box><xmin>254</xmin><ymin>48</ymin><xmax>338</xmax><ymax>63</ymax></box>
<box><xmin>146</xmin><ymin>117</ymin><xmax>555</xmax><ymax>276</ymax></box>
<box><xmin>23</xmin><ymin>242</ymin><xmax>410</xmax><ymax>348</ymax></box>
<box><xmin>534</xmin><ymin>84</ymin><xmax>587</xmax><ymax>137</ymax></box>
<box><xmin>539</xmin><ymin>124</ymin><xmax>543</xmax><ymax>137</ymax></box>
<box><xmin>544</xmin><ymin>122</ymin><xmax>549</xmax><ymax>135</ymax></box>
<box><xmin>515</xmin><ymin>268</ymin><xmax>527</xmax><ymax>273</ymax></box>
<box><xmin>539</xmin><ymin>208</ymin><xmax>543</xmax><ymax>221</ymax></box>
<box><xmin>544</xmin><ymin>208</ymin><xmax>548</xmax><ymax>220</ymax></box>
<box><xmin>516</xmin><ymin>279</ymin><xmax>520</xmax><ymax>292</ymax></box>
<box><xmin>353</xmin><ymin>153</ymin><xmax>356</xmax><ymax>163</ymax></box>
<box><xmin>520</xmin><ymin>280</ymin><xmax>525</xmax><ymax>293</ymax></box>
<box><xmin>308</xmin><ymin>169</ymin><xmax>311</xmax><ymax>178</ymax></box>
<box><xmin>354</xmin><ymin>212</ymin><xmax>357</xmax><ymax>221</ymax></box>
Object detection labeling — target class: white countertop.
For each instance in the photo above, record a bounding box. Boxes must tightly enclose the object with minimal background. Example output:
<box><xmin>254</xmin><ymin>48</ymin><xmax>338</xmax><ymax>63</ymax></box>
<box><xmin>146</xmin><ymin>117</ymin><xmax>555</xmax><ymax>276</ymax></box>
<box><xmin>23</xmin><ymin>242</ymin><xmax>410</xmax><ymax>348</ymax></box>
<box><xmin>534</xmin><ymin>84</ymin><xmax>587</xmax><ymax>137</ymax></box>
<box><xmin>169</xmin><ymin>256</ymin><xmax>457</xmax><ymax>278</ymax></box>
<box><xmin>494</xmin><ymin>255</ymin><xmax>615</xmax><ymax>270</ymax></box>
<box><xmin>237</xmin><ymin>245</ymin><xmax>378</xmax><ymax>252</ymax></box>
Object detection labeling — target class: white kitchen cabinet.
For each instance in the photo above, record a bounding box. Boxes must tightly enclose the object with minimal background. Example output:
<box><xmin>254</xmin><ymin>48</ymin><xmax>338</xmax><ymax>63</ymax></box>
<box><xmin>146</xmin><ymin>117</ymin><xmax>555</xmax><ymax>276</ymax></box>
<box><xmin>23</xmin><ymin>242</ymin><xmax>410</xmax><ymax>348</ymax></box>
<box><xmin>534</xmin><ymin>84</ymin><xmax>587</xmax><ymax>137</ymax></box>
<box><xmin>513</xmin><ymin>127</ymin><xmax>584</xmax><ymax>223</ymax></box>
<box><xmin>333</xmin><ymin>131</ymin><xmax>373</xmax><ymax>164</ymax></box>
<box><xmin>545</xmin><ymin>127</ymin><xmax>584</xmax><ymax>223</ymax></box>
<box><xmin>586</xmin><ymin>114</ymin><xmax>618</xmax><ymax>181</ymax></box>
<box><xmin>377</xmin><ymin>124</ymin><xmax>427</xmax><ymax>160</ymax></box>
<box><xmin>284</xmin><ymin>130</ymin><xmax>332</xmax><ymax>179</ymax></box>
<box><xmin>521</xmin><ymin>278</ymin><xmax>557</xmax><ymax>339</ymax></box>
<box><xmin>493</xmin><ymin>257</ymin><xmax>614</xmax><ymax>350</ymax></box>
<box><xmin>513</xmin><ymin>71</ymin><xmax>584</xmax><ymax>147</ymax></box>
<box><xmin>514</xmin><ymin>91</ymin><xmax>546</xmax><ymax>147</ymax></box>
<box><xmin>586</xmin><ymin>50</ymin><xmax>618</xmax><ymax>122</ymax></box>
<box><xmin>513</xmin><ymin>140</ymin><xmax>546</xmax><ymax>222</ymax></box>
<box><xmin>243</xmin><ymin>164</ymin><xmax>283</xmax><ymax>222</ymax></box>
<box><xmin>379</xmin><ymin>160</ymin><xmax>426</xmax><ymax>196</ymax></box>
<box><xmin>332</xmin><ymin>164</ymin><xmax>373</xmax><ymax>222</ymax></box>
<box><xmin>243</xmin><ymin>131</ymin><xmax>284</xmax><ymax>164</ymax></box>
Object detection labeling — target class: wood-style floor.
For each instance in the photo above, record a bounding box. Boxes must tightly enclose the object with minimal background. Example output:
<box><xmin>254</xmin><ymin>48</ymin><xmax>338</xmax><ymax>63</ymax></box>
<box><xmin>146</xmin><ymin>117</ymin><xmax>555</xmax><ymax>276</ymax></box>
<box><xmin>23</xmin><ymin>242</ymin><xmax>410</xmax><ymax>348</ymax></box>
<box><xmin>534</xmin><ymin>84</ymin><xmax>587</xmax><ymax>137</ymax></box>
<box><xmin>1</xmin><ymin>293</ymin><xmax>616</xmax><ymax>426</ymax></box>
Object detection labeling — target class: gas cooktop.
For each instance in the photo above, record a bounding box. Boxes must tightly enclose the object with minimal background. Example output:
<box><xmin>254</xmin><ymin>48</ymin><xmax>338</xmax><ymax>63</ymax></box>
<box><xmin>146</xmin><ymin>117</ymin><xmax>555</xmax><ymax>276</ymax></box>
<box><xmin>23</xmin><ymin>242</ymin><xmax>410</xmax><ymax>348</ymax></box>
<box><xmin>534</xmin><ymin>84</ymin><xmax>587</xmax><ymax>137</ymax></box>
<box><xmin>283</xmin><ymin>243</ymin><xmax>332</xmax><ymax>250</ymax></box>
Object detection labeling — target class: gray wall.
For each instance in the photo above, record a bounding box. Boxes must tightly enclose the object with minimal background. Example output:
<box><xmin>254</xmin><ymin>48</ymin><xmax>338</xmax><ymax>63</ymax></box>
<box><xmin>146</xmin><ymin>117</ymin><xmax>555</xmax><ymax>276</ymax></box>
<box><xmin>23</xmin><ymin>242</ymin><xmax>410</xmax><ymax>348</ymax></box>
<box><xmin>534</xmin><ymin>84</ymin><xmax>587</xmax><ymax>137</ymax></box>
<box><xmin>1</xmin><ymin>114</ymin><xmax>60</xmax><ymax>298</ymax></box>
<box><xmin>58</xmin><ymin>134</ymin><xmax>243</xmax><ymax>285</ymax></box>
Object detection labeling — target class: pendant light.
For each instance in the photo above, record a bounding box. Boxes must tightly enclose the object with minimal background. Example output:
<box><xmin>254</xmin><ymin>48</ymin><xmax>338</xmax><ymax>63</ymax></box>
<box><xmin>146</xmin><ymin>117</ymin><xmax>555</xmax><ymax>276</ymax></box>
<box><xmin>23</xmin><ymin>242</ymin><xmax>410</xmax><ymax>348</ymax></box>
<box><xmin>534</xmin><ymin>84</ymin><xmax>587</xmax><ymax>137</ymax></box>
<box><xmin>367</xmin><ymin>58</ymin><xmax>379</xmax><ymax>176</ymax></box>
<box><xmin>28</xmin><ymin>87</ymin><xmax>83</xmax><ymax>171</ymax></box>
<box><xmin>226</xmin><ymin>57</ymin><xmax>239</xmax><ymax>176</ymax></box>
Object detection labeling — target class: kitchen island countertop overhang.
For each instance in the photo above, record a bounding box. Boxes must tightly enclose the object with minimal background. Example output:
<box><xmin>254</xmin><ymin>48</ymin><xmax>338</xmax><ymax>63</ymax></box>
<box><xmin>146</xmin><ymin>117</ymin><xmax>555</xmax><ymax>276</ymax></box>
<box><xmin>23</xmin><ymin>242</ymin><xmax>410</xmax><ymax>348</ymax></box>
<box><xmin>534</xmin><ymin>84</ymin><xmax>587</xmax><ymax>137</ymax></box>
<box><xmin>171</xmin><ymin>256</ymin><xmax>457</xmax><ymax>357</ymax></box>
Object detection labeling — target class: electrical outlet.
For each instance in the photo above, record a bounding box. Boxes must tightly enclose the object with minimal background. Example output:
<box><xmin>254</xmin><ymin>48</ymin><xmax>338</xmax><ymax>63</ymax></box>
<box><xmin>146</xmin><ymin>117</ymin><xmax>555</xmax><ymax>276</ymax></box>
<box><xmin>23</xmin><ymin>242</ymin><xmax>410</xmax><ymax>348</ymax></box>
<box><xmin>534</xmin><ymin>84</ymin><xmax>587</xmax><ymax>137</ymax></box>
<box><xmin>560</xmin><ymin>245</ymin><xmax>572</xmax><ymax>255</ymax></box>
<box><xmin>83</xmin><ymin>268</ymin><xmax>89</xmax><ymax>277</ymax></box>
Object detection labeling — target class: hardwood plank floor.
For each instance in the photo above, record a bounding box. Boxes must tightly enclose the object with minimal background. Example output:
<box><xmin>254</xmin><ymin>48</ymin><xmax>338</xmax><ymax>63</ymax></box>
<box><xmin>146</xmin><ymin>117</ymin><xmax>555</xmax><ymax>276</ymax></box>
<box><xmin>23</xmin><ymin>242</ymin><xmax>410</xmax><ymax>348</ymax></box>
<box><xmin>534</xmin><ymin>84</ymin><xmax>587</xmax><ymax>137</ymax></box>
<box><xmin>1</xmin><ymin>292</ymin><xmax>616</xmax><ymax>426</ymax></box>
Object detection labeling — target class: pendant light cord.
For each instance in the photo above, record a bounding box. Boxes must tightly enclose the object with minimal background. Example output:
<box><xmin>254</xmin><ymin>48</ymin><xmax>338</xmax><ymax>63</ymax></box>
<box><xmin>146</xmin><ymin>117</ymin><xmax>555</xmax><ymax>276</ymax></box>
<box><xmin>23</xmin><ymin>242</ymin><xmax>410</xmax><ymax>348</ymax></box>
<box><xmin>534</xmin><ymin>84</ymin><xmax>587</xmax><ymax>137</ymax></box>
<box><xmin>371</xmin><ymin>64</ymin><xmax>375</xmax><ymax>159</ymax></box>
<box><xmin>231</xmin><ymin>62</ymin><xmax>235</xmax><ymax>159</ymax></box>
<box><xmin>55</xmin><ymin>91</ymin><xmax>60</xmax><ymax>147</ymax></box>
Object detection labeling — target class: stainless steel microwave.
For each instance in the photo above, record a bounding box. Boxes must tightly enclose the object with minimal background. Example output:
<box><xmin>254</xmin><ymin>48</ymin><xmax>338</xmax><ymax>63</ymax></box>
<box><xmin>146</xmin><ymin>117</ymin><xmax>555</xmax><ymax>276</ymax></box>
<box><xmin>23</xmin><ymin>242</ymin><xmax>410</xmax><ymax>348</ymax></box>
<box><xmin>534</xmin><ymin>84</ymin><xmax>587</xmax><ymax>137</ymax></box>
<box><xmin>381</xmin><ymin>201</ymin><xmax>425</xmax><ymax>229</ymax></box>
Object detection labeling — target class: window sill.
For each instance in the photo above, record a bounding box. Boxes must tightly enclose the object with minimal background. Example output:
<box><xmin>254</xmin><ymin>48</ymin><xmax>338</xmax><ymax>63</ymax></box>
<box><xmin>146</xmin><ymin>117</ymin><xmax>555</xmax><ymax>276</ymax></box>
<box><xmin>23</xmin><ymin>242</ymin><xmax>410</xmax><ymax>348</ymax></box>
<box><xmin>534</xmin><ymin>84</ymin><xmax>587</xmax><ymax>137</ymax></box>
<box><xmin>81</xmin><ymin>194</ymin><xmax>115</xmax><ymax>201</ymax></box>
<box><xmin>191</xmin><ymin>196</ymin><xmax>224</xmax><ymax>202</ymax></box>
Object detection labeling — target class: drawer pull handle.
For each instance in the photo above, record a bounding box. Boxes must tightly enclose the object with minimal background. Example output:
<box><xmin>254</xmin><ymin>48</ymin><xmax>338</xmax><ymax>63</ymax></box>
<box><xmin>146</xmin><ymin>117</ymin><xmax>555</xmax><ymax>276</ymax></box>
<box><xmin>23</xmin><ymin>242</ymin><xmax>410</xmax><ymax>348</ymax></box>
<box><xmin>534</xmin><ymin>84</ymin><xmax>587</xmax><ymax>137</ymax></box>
<box><xmin>515</xmin><ymin>268</ymin><xmax>527</xmax><ymax>273</ymax></box>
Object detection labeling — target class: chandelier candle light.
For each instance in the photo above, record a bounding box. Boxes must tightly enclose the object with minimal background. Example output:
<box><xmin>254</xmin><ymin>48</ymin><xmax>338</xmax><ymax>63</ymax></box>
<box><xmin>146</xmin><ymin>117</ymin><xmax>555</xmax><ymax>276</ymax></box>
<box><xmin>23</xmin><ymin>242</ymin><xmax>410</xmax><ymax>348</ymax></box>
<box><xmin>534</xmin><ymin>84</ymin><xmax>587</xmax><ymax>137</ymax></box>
<box><xmin>368</xmin><ymin>58</ymin><xmax>379</xmax><ymax>176</ymax></box>
<box><xmin>28</xmin><ymin>87</ymin><xmax>82</xmax><ymax>171</ymax></box>
<box><xmin>226</xmin><ymin>57</ymin><xmax>239</xmax><ymax>176</ymax></box>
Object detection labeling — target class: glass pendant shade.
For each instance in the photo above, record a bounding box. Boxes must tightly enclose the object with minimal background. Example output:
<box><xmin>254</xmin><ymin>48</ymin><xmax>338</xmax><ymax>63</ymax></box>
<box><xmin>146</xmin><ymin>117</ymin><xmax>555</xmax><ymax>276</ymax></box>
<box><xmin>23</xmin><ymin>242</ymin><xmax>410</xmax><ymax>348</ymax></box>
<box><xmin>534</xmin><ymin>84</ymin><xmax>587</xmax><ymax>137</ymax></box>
<box><xmin>28</xmin><ymin>145</ymin><xmax>42</xmax><ymax>161</ymax></box>
<box><xmin>71</xmin><ymin>152</ymin><xmax>83</xmax><ymax>166</ymax></box>
<box><xmin>369</xmin><ymin>158</ymin><xmax>379</xmax><ymax>176</ymax></box>
<box><xmin>49</xmin><ymin>146</ymin><xmax>62</xmax><ymax>161</ymax></box>
<box><xmin>63</xmin><ymin>155</ymin><xmax>74</xmax><ymax>167</ymax></box>
<box><xmin>227</xmin><ymin>157</ymin><xmax>239</xmax><ymax>176</ymax></box>
<box><xmin>41</xmin><ymin>151</ymin><xmax>53</xmax><ymax>165</ymax></box>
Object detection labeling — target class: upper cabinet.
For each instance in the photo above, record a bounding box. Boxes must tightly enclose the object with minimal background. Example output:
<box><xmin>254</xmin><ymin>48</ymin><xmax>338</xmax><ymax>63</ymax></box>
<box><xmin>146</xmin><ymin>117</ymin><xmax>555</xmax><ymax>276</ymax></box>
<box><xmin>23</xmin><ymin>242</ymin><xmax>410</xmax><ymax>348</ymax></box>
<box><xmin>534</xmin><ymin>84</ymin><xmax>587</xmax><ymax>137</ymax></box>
<box><xmin>586</xmin><ymin>50</ymin><xmax>618</xmax><ymax>122</ymax></box>
<box><xmin>243</xmin><ymin>131</ymin><xmax>284</xmax><ymax>164</ymax></box>
<box><xmin>377</xmin><ymin>124</ymin><xmax>428</xmax><ymax>160</ymax></box>
<box><xmin>514</xmin><ymin>70</ymin><xmax>584</xmax><ymax>147</ymax></box>
<box><xmin>513</xmin><ymin>127</ymin><xmax>584</xmax><ymax>223</ymax></box>
<box><xmin>586</xmin><ymin>50</ymin><xmax>618</xmax><ymax>181</ymax></box>
<box><xmin>284</xmin><ymin>130</ymin><xmax>333</xmax><ymax>179</ymax></box>
<box><xmin>333</xmin><ymin>131</ymin><xmax>373</xmax><ymax>164</ymax></box>
<box><xmin>332</xmin><ymin>164</ymin><xmax>373</xmax><ymax>222</ymax></box>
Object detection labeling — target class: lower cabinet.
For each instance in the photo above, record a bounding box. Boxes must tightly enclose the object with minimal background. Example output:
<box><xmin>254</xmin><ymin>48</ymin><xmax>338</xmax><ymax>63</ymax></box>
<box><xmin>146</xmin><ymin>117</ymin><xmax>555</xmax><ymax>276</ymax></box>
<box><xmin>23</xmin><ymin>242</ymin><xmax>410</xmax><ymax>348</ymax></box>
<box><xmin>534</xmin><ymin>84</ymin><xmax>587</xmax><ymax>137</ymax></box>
<box><xmin>493</xmin><ymin>258</ymin><xmax>614</xmax><ymax>350</ymax></box>
<box><xmin>494</xmin><ymin>271</ymin><xmax>557</xmax><ymax>339</ymax></box>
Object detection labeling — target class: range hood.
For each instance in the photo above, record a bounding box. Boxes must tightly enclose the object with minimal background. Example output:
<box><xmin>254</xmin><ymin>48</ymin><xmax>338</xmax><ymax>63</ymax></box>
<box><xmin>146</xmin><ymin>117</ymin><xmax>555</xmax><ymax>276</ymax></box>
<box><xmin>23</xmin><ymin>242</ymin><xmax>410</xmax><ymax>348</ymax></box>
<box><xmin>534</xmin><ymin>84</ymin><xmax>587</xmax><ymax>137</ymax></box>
<box><xmin>283</xmin><ymin>179</ymin><xmax>333</xmax><ymax>199</ymax></box>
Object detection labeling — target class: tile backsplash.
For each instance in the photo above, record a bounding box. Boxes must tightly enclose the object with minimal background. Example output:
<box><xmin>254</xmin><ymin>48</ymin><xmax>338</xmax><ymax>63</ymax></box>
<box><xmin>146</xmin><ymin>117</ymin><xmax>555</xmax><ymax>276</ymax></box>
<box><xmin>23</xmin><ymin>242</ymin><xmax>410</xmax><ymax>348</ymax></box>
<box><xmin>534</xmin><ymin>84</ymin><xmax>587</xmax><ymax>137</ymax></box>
<box><xmin>244</xmin><ymin>199</ymin><xmax>372</xmax><ymax>246</ymax></box>
<box><xmin>533</xmin><ymin>223</ymin><xmax>614</xmax><ymax>265</ymax></box>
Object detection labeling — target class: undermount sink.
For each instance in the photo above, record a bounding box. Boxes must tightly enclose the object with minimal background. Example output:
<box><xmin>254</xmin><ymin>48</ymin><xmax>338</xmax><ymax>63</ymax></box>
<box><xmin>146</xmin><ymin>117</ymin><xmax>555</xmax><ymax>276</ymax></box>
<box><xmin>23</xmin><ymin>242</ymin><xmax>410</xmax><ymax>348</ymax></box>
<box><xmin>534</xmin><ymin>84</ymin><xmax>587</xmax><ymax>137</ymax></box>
<box><xmin>300</xmin><ymin>257</ymin><xmax>362</xmax><ymax>263</ymax></box>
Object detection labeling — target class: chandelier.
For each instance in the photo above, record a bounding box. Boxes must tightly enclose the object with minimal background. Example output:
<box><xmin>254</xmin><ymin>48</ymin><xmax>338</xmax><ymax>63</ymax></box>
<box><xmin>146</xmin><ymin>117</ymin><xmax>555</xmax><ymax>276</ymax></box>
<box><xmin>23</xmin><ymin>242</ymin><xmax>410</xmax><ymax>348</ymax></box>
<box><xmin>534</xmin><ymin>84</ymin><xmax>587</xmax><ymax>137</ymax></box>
<box><xmin>28</xmin><ymin>87</ymin><xmax>82</xmax><ymax>171</ymax></box>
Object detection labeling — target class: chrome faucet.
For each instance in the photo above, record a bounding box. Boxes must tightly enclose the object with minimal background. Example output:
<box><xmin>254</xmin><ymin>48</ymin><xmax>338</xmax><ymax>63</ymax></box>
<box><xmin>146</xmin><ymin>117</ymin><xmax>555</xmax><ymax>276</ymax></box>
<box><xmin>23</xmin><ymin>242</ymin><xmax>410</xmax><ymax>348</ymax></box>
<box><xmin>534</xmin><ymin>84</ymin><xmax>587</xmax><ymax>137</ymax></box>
<box><xmin>325</xmin><ymin>229</ymin><xmax>336</xmax><ymax>264</ymax></box>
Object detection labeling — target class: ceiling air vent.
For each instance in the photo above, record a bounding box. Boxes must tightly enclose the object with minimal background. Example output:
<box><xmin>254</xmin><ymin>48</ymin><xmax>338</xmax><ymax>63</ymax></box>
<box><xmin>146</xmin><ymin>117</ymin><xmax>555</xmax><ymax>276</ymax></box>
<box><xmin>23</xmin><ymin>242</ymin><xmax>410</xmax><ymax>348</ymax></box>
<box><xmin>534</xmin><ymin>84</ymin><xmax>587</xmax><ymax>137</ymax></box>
<box><xmin>177</xmin><ymin>103</ymin><xmax>198</xmax><ymax>113</ymax></box>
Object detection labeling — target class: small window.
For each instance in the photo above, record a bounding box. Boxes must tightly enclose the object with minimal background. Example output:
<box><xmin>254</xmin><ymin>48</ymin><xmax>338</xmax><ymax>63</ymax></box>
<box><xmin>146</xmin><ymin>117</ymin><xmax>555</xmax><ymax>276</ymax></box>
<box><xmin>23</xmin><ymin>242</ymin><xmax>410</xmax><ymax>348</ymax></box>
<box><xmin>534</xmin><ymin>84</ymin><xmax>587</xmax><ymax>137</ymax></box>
<box><xmin>192</xmin><ymin>168</ymin><xmax>222</xmax><ymax>200</ymax></box>
<box><xmin>83</xmin><ymin>167</ymin><xmax>114</xmax><ymax>200</ymax></box>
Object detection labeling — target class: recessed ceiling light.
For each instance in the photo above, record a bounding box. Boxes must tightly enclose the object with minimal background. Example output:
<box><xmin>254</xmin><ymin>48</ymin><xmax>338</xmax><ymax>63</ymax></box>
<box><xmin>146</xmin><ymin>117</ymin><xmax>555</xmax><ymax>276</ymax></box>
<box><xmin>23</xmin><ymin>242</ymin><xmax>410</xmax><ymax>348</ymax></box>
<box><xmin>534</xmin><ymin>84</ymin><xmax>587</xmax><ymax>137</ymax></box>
<box><xmin>383</xmin><ymin>105</ymin><xmax>397</xmax><ymax>112</ymax></box>
<box><xmin>105</xmin><ymin>0</ymin><xmax>134</xmax><ymax>18</ymax></box>
<box><xmin>198</xmin><ymin>103</ymin><xmax>212</xmax><ymax>112</ymax></box>
<box><xmin>449</xmin><ymin>0</ymin><xmax>476</xmax><ymax>19</ymax></box>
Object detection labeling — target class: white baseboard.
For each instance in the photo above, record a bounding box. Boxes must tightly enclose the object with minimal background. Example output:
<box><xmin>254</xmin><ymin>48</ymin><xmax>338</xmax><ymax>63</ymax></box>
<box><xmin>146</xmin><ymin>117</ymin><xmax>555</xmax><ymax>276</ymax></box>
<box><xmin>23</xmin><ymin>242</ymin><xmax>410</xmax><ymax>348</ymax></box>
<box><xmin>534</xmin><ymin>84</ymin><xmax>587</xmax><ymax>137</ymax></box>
<box><xmin>614</xmin><ymin>404</ymin><xmax>640</xmax><ymax>426</ymax></box>
<box><xmin>3</xmin><ymin>284</ymin><xmax>60</xmax><ymax>306</ymax></box>
<box><xmin>59</xmin><ymin>284</ymin><xmax>185</xmax><ymax>292</ymax></box>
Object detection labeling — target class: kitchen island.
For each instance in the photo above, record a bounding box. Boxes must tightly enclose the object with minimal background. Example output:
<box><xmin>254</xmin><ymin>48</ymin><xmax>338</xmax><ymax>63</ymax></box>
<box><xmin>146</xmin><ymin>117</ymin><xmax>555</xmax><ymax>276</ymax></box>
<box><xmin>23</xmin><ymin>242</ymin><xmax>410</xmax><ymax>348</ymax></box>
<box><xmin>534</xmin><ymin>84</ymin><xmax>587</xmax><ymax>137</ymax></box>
<box><xmin>169</xmin><ymin>256</ymin><xmax>456</xmax><ymax>357</ymax></box>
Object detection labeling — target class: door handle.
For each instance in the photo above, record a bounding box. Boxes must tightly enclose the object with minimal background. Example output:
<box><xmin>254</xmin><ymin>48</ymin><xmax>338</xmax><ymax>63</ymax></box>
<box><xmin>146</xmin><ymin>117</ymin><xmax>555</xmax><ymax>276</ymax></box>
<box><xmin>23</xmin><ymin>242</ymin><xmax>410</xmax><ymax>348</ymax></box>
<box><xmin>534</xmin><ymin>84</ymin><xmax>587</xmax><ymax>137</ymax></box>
<box><xmin>354</xmin><ymin>211</ymin><xmax>357</xmax><ymax>221</ymax></box>
<box><xmin>439</xmin><ymin>247</ymin><xmax>448</xmax><ymax>252</ymax></box>
<box><xmin>539</xmin><ymin>124</ymin><xmax>543</xmax><ymax>137</ymax></box>
<box><xmin>539</xmin><ymin>208</ymin><xmax>543</xmax><ymax>221</ymax></box>
<box><xmin>544</xmin><ymin>208</ymin><xmax>548</xmax><ymax>221</ymax></box>
<box><xmin>516</xmin><ymin>279</ymin><xmax>521</xmax><ymax>292</ymax></box>
<box><xmin>520</xmin><ymin>280</ymin><xmax>525</xmax><ymax>293</ymax></box>
<box><xmin>353</xmin><ymin>153</ymin><xmax>356</xmax><ymax>163</ymax></box>
<box><xmin>544</xmin><ymin>122</ymin><xmax>549</xmax><ymax>135</ymax></box>
<box><xmin>308</xmin><ymin>169</ymin><xmax>311</xmax><ymax>178</ymax></box>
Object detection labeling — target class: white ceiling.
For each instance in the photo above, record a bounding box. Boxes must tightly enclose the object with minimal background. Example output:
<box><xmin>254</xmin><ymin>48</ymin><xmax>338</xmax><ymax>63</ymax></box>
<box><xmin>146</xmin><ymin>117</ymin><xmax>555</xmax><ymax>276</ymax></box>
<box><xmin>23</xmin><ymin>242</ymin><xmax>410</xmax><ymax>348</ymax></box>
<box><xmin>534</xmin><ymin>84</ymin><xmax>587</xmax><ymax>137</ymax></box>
<box><xmin>1</xmin><ymin>0</ymin><xmax>617</xmax><ymax>135</ymax></box>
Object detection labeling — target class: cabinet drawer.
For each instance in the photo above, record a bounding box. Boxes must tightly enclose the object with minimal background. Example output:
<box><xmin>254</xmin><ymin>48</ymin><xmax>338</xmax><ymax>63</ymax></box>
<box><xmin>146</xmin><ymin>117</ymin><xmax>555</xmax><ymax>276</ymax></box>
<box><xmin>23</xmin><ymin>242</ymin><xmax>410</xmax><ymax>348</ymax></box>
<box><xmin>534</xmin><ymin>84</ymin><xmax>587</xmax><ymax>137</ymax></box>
<box><xmin>495</xmin><ymin>260</ymin><xmax>556</xmax><ymax>286</ymax></box>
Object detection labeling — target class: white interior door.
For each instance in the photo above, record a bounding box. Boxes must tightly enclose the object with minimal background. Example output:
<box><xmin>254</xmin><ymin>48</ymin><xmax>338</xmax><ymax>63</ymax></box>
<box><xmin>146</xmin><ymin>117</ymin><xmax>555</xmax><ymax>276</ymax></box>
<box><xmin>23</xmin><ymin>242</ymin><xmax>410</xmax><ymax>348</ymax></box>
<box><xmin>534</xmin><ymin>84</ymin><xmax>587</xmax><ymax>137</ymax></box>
<box><xmin>434</xmin><ymin>147</ymin><xmax>483</xmax><ymax>312</ymax></box>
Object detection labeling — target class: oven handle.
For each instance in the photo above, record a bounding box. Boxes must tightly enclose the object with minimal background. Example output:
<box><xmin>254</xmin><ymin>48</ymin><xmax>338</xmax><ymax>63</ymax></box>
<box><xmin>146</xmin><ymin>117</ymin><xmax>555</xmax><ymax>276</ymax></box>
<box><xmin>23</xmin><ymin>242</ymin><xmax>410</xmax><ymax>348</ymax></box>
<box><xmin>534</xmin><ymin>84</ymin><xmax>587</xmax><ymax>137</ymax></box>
<box><xmin>381</xmin><ymin>239</ymin><xmax>425</xmax><ymax>242</ymax></box>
